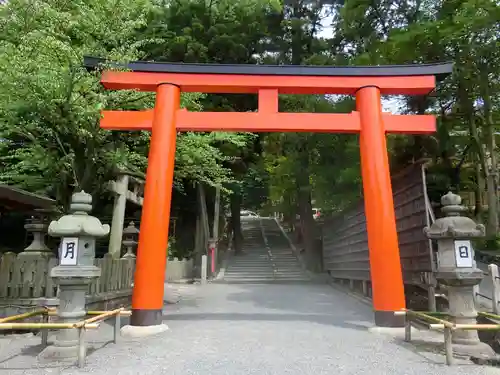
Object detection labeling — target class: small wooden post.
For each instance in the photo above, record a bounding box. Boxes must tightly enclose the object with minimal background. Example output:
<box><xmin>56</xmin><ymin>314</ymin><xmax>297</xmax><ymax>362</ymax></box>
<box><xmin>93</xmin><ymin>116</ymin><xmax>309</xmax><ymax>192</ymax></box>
<box><xmin>444</xmin><ymin>327</ymin><xmax>454</xmax><ymax>366</ymax></box>
<box><xmin>41</xmin><ymin>313</ymin><xmax>49</xmax><ymax>346</ymax></box>
<box><xmin>404</xmin><ymin>317</ymin><xmax>412</xmax><ymax>342</ymax></box>
<box><xmin>425</xmin><ymin>272</ymin><xmax>437</xmax><ymax>312</ymax></box>
<box><xmin>489</xmin><ymin>264</ymin><xmax>500</xmax><ymax>314</ymax></box>
<box><xmin>78</xmin><ymin>327</ymin><xmax>86</xmax><ymax>368</ymax></box>
<box><xmin>114</xmin><ymin>313</ymin><xmax>121</xmax><ymax>344</ymax></box>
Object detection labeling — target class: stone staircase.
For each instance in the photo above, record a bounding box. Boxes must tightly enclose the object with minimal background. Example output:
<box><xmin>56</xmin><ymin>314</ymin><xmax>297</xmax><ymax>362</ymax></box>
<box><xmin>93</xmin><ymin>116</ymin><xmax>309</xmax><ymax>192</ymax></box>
<box><xmin>261</xmin><ymin>218</ymin><xmax>311</xmax><ymax>283</ymax></box>
<box><xmin>222</xmin><ymin>218</ymin><xmax>311</xmax><ymax>284</ymax></box>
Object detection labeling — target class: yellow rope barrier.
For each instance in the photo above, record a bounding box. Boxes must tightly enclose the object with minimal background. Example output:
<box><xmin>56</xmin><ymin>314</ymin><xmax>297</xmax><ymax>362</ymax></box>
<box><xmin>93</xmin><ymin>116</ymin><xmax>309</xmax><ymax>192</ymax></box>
<box><xmin>0</xmin><ymin>306</ymin><xmax>131</xmax><ymax>368</ymax></box>
<box><xmin>396</xmin><ymin>309</ymin><xmax>500</xmax><ymax>366</ymax></box>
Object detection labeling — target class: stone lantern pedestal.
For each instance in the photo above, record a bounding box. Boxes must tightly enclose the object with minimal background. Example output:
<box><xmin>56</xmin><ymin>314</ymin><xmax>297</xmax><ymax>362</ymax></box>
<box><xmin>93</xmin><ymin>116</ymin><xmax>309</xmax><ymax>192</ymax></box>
<box><xmin>39</xmin><ymin>191</ymin><xmax>110</xmax><ymax>362</ymax></box>
<box><xmin>122</xmin><ymin>221</ymin><xmax>138</xmax><ymax>259</ymax></box>
<box><xmin>18</xmin><ymin>209</ymin><xmax>53</xmax><ymax>258</ymax></box>
<box><xmin>424</xmin><ymin>192</ymin><xmax>495</xmax><ymax>359</ymax></box>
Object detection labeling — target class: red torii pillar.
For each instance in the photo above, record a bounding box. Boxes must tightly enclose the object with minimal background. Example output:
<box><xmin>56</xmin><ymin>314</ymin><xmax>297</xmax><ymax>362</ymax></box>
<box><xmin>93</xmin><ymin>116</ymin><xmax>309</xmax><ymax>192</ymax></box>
<box><xmin>86</xmin><ymin>57</ymin><xmax>452</xmax><ymax>329</ymax></box>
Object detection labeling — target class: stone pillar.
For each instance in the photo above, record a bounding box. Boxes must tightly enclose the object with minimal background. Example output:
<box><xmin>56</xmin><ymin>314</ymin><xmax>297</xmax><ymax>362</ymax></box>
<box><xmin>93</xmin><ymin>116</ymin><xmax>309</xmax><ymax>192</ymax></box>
<box><xmin>18</xmin><ymin>210</ymin><xmax>53</xmax><ymax>258</ymax></box>
<box><xmin>201</xmin><ymin>255</ymin><xmax>207</xmax><ymax>285</ymax></box>
<box><xmin>109</xmin><ymin>174</ymin><xmax>129</xmax><ymax>259</ymax></box>
<box><xmin>424</xmin><ymin>191</ymin><xmax>495</xmax><ymax>359</ymax></box>
<box><xmin>122</xmin><ymin>221</ymin><xmax>138</xmax><ymax>259</ymax></box>
<box><xmin>39</xmin><ymin>191</ymin><xmax>110</xmax><ymax>362</ymax></box>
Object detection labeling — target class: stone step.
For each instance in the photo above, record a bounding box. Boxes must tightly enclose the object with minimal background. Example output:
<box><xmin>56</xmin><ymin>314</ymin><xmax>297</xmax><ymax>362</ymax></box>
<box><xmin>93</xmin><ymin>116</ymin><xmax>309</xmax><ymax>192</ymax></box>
<box><xmin>222</xmin><ymin>218</ymin><xmax>309</xmax><ymax>284</ymax></box>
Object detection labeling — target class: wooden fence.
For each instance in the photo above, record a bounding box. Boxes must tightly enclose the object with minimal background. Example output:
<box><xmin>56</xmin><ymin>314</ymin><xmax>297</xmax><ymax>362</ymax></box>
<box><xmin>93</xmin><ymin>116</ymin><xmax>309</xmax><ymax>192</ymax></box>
<box><xmin>0</xmin><ymin>252</ymin><xmax>194</xmax><ymax>316</ymax></box>
<box><xmin>0</xmin><ymin>253</ymin><xmax>135</xmax><ymax>299</ymax></box>
<box><xmin>322</xmin><ymin>161</ymin><xmax>434</xmax><ymax>287</ymax></box>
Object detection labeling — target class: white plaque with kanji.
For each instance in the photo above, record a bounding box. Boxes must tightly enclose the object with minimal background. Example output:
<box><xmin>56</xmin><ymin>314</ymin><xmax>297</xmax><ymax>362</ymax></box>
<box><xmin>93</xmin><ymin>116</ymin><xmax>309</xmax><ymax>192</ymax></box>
<box><xmin>60</xmin><ymin>237</ymin><xmax>79</xmax><ymax>266</ymax></box>
<box><xmin>454</xmin><ymin>240</ymin><xmax>473</xmax><ymax>268</ymax></box>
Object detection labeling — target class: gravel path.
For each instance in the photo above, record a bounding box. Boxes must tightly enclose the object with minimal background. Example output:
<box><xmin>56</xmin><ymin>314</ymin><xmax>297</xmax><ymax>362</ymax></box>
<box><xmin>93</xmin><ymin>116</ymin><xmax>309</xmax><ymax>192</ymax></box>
<box><xmin>2</xmin><ymin>218</ymin><xmax>500</xmax><ymax>374</ymax></box>
<box><xmin>3</xmin><ymin>282</ymin><xmax>499</xmax><ymax>375</ymax></box>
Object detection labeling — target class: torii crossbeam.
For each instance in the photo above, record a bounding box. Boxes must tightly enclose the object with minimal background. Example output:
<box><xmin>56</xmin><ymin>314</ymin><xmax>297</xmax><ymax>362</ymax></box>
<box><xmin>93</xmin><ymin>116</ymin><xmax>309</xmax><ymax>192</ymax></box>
<box><xmin>85</xmin><ymin>56</ymin><xmax>453</xmax><ymax>330</ymax></box>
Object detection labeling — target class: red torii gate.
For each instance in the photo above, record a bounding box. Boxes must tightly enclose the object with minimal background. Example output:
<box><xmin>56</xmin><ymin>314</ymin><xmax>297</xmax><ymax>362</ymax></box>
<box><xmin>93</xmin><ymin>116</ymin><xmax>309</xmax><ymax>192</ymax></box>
<box><xmin>85</xmin><ymin>57</ymin><xmax>452</xmax><ymax>328</ymax></box>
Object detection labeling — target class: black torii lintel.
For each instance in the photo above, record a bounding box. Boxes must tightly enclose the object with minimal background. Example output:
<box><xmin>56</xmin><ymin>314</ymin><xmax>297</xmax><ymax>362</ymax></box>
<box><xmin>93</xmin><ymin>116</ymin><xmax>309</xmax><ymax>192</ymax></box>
<box><xmin>83</xmin><ymin>56</ymin><xmax>453</xmax><ymax>81</ymax></box>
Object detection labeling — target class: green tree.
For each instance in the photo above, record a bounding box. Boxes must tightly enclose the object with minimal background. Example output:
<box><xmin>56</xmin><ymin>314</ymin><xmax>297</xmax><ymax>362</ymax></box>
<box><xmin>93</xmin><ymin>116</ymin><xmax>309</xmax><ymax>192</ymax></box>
<box><xmin>140</xmin><ymin>0</ymin><xmax>281</xmax><ymax>253</ymax></box>
<box><xmin>0</xmin><ymin>0</ymin><xmax>252</xmax><ymax>210</ymax></box>
<box><xmin>331</xmin><ymin>0</ymin><xmax>500</xmax><ymax>243</ymax></box>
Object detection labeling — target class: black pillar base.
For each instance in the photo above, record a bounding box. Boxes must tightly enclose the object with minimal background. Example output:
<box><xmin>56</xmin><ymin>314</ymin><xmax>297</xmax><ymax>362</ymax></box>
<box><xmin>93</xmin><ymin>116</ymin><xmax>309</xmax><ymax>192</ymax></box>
<box><xmin>130</xmin><ymin>309</ymin><xmax>163</xmax><ymax>326</ymax></box>
<box><xmin>374</xmin><ymin>310</ymin><xmax>405</xmax><ymax>327</ymax></box>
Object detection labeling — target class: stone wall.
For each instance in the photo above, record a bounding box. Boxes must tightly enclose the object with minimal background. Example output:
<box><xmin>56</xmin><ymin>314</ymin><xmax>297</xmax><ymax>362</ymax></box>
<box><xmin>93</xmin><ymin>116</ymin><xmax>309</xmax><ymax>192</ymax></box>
<box><xmin>165</xmin><ymin>257</ymin><xmax>194</xmax><ymax>282</ymax></box>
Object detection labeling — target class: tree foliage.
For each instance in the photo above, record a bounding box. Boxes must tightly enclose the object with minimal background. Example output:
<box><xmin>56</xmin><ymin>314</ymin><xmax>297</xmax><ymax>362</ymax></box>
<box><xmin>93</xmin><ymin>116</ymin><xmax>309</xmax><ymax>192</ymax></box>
<box><xmin>0</xmin><ymin>0</ymin><xmax>499</xmax><ymax>256</ymax></box>
<box><xmin>0</xmin><ymin>0</ymin><xmax>254</xmax><ymax>207</ymax></box>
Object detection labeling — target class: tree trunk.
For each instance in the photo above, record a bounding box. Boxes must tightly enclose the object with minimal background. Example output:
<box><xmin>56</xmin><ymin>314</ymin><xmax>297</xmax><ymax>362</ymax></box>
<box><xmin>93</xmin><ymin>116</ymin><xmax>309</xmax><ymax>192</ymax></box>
<box><xmin>230</xmin><ymin>190</ymin><xmax>243</xmax><ymax>254</ymax></box>
<box><xmin>469</xmin><ymin>107</ymin><xmax>496</xmax><ymax>239</ymax></box>
<box><xmin>486</xmin><ymin>175</ymin><xmax>498</xmax><ymax>238</ymax></box>
<box><xmin>480</xmin><ymin>76</ymin><xmax>499</xmax><ymax>240</ymax></box>
<box><xmin>193</xmin><ymin>209</ymin><xmax>203</xmax><ymax>278</ymax></box>
<box><xmin>212</xmin><ymin>186</ymin><xmax>221</xmax><ymax>240</ymax></box>
<box><xmin>296</xmin><ymin>181</ymin><xmax>321</xmax><ymax>271</ymax></box>
<box><xmin>295</xmin><ymin>142</ymin><xmax>321</xmax><ymax>272</ymax></box>
<box><xmin>474</xmin><ymin>156</ymin><xmax>485</xmax><ymax>222</ymax></box>
<box><xmin>459</xmin><ymin>77</ymin><xmax>496</xmax><ymax>238</ymax></box>
<box><xmin>198</xmin><ymin>184</ymin><xmax>210</xmax><ymax>244</ymax></box>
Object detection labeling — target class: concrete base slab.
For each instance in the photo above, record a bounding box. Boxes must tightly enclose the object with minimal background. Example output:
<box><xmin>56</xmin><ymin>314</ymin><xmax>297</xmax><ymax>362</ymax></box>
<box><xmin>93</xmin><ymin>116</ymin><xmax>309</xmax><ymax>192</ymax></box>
<box><xmin>120</xmin><ymin>324</ymin><xmax>169</xmax><ymax>338</ymax></box>
<box><xmin>38</xmin><ymin>344</ymin><xmax>81</xmax><ymax>363</ymax></box>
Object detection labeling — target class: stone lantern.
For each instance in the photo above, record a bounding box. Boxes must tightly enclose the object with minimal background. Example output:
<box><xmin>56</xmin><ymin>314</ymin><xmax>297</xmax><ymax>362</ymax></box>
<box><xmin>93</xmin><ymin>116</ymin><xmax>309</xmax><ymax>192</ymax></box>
<box><xmin>122</xmin><ymin>221</ymin><xmax>139</xmax><ymax>258</ymax></box>
<box><xmin>18</xmin><ymin>209</ymin><xmax>53</xmax><ymax>258</ymax></box>
<box><xmin>39</xmin><ymin>191</ymin><xmax>110</xmax><ymax>362</ymax></box>
<box><xmin>424</xmin><ymin>191</ymin><xmax>494</xmax><ymax>359</ymax></box>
